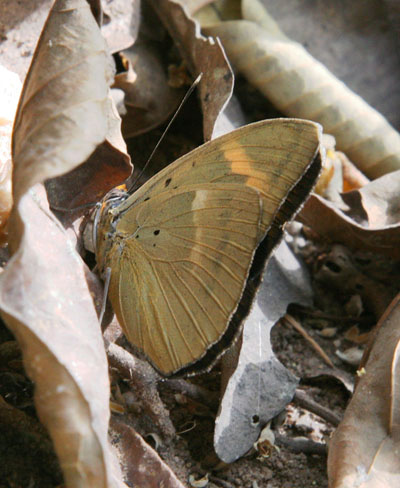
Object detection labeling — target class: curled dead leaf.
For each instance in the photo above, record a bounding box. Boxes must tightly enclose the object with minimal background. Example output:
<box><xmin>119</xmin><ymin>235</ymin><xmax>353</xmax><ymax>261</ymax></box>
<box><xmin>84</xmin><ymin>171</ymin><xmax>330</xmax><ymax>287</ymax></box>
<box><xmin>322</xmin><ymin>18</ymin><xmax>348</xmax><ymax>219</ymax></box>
<box><xmin>300</xmin><ymin>171</ymin><xmax>400</xmax><ymax>260</ymax></box>
<box><xmin>0</xmin><ymin>1</ymin><xmax>127</xmax><ymax>486</ymax></box>
<box><xmin>196</xmin><ymin>0</ymin><xmax>400</xmax><ymax>177</ymax></box>
<box><xmin>147</xmin><ymin>0</ymin><xmax>233</xmax><ymax>140</ymax></box>
<box><xmin>328</xmin><ymin>294</ymin><xmax>400</xmax><ymax>487</ymax></box>
<box><xmin>0</xmin><ymin>187</ymin><xmax>119</xmax><ymax>487</ymax></box>
<box><xmin>11</xmin><ymin>0</ymin><xmax>114</xmax><ymax>204</ymax></box>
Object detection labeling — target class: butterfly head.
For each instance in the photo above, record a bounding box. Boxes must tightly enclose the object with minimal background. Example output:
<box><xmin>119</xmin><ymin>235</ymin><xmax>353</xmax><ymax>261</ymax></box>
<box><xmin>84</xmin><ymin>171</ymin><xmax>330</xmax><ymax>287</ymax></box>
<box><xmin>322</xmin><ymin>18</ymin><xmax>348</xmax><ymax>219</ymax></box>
<box><xmin>92</xmin><ymin>185</ymin><xmax>129</xmax><ymax>275</ymax></box>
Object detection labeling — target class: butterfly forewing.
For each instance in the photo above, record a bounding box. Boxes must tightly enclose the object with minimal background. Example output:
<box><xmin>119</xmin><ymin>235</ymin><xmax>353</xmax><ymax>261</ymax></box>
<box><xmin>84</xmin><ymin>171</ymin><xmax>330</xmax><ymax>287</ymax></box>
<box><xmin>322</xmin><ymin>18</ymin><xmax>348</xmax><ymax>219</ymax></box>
<box><xmin>113</xmin><ymin>118</ymin><xmax>320</xmax><ymax>238</ymax></box>
<box><xmin>96</xmin><ymin>118</ymin><xmax>322</xmax><ymax>375</ymax></box>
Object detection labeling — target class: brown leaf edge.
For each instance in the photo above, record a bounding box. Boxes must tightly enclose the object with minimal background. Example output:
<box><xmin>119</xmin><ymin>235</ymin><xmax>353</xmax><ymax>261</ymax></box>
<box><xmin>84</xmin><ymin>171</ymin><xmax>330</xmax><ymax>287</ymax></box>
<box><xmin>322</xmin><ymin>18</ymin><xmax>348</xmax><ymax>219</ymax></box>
<box><xmin>328</xmin><ymin>293</ymin><xmax>400</xmax><ymax>487</ymax></box>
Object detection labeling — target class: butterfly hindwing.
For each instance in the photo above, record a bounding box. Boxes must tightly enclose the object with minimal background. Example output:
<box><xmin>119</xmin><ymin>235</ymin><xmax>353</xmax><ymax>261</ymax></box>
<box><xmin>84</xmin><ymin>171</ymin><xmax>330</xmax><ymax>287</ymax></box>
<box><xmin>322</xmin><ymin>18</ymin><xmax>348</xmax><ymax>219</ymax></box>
<box><xmin>102</xmin><ymin>184</ymin><xmax>262</xmax><ymax>374</ymax></box>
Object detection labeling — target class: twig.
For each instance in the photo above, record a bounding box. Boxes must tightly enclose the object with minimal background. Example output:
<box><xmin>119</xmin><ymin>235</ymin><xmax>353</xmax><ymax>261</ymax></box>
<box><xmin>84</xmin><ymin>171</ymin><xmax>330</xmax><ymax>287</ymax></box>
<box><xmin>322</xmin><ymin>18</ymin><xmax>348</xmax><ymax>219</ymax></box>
<box><xmin>106</xmin><ymin>341</ymin><xmax>175</xmax><ymax>438</ymax></box>
<box><xmin>283</xmin><ymin>314</ymin><xmax>335</xmax><ymax>368</ymax></box>
<box><xmin>275</xmin><ymin>432</ymin><xmax>326</xmax><ymax>456</ymax></box>
<box><xmin>161</xmin><ymin>378</ymin><xmax>219</xmax><ymax>410</ymax></box>
<box><xmin>294</xmin><ymin>389</ymin><xmax>341</xmax><ymax>426</ymax></box>
<box><xmin>209</xmin><ymin>475</ymin><xmax>235</xmax><ymax>488</ymax></box>
<box><xmin>291</xmin><ymin>306</ymin><xmax>368</xmax><ymax>324</ymax></box>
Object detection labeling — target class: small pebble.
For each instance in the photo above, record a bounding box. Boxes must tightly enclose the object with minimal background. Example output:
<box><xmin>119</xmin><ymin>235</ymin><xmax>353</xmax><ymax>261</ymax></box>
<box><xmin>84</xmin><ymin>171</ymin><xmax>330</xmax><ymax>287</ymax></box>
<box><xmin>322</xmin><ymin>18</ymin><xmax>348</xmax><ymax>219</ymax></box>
<box><xmin>318</xmin><ymin>327</ymin><xmax>337</xmax><ymax>338</ymax></box>
<box><xmin>336</xmin><ymin>346</ymin><xmax>364</xmax><ymax>366</ymax></box>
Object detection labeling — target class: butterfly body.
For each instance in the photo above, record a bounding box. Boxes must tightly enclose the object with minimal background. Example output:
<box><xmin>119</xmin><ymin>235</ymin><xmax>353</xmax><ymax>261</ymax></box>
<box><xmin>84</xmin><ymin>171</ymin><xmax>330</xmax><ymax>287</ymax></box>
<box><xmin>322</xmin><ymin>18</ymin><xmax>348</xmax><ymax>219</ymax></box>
<box><xmin>95</xmin><ymin>119</ymin><xmax>322</xmax><ymax>376</ymax></box>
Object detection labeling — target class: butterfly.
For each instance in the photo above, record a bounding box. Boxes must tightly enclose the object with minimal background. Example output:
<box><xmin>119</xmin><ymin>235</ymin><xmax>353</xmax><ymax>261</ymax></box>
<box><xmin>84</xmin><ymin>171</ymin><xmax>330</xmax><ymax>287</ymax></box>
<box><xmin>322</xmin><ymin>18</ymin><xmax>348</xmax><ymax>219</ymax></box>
<box><xmin>95</xmin><ymin>118</ymin><xmax>322</xmax><ymax>376</ymax></box>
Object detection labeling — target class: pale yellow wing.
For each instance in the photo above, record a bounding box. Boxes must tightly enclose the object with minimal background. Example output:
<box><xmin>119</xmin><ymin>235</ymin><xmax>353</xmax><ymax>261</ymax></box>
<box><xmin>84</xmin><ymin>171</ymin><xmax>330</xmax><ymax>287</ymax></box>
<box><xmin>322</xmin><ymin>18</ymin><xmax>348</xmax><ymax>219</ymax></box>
<box><xmin>104</xmin><ymin>184</ymin><xmax>262</xmax><ymax>375</ymax></box>
<box><xmin>97</xmin><ymin>118</ymin><xmax>322</xmax><ymax>376</ymax></box>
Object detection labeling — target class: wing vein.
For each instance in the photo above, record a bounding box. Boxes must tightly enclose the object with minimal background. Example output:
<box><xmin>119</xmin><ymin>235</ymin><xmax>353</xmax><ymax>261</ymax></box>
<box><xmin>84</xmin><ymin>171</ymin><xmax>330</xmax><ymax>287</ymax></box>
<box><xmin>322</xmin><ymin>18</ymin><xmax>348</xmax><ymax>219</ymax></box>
<box><xmin>170</xmin><ymin>263</ymin><xmax>221</xmax><ymax>335</ymax></box>
<box><xmin>179</xmin><ymin>260</ymin><xmax>236</xmax><ymax>305</ymax></box>
<box><xmin>149</xmin><ymin>260</ymin><xmax>195</xmax><ymax>365</ymax></box>
<box><xmin>162</xmin><ymin>266</ymin><xmax>210</xmax><ymax>347</ymax></box>
<box><xmin>158</xmin><ymin>205</ymin><xmax>259</xmax><ymax>226</ymax></box>
<box><xmin>169</xmin><ymin>231</ymin><xmax>252</xmax><ymax>253</ymax></box>
<box><xmin>168</xmin><ymin>231</ymin><xmax>249</xmax><ymax>269</ymax></box>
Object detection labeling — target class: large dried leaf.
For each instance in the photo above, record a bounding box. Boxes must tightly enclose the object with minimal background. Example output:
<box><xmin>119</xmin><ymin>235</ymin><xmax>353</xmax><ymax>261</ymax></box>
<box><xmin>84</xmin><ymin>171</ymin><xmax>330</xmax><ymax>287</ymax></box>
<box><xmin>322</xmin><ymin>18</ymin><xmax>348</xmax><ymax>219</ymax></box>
<box><xmin>203</xmin><ymin>0</ymin><xmax>399</xmax><ymax>128</ymax></box>
<box><xmin>196</xmin><ymin>0</ymin><xmax>400</xmax><ymax>178</ymax></box>
<box><xmin>328</xmin><ymin>294</ymin><xmax>400</xmax><ymax>487</ymax></box>
<box><xmin>0</xmin><ymin>187</ymin><xmax>120</xmax><ymax>487</ymax></box>
<box><xmin>147</xmin><ymin>0</ymin><xmax>234</xmax><ymax>140</ymax></box>
<box><xmin>214</xmin><ymin>239</ymin><xmax>312</xmax><ymax>462</ymax></box>
<box><xmin>0</xmin><ymin>1</ymin><xmax>126</xmax><ymax>486</ymax></box>
<box><xmin>300</xmin><ymin>170</ymin><xmax>400</xmax><ymax>259</ymax></box>
<box><xmin>12</xmin><ymin>0</ymin><xmax>114</xmax><ymax>203</ymax></box>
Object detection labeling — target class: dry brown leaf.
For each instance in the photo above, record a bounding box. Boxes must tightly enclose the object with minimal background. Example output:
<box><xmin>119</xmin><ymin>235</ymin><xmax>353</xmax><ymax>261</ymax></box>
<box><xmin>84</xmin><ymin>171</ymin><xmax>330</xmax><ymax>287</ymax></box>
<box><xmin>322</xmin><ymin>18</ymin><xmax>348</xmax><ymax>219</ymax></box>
<box><xmin>300</xmin><ymin>171</ymin><xmax>400</xmax><ymax>259</ymax></box>
<box><xmin>0</xmin><ymin>1</ymin><xmax>127</xmax><ymax>486</ymax></box>
<box><xmin>196</xmin><ymin>0</ymin><xmax>400</xmax><ymax>178</ymax></box>
<box><xmin>0</xmin><ymin>187</ymin><xmax>121</xmax><ymax>487</ymax></box>
<box><xmin>111</xmin><ymin>418</ymin><xmax>186</xmax><ymax>488</ymax></box>
<box><xmin>328</xmin><ymin>294</ymin><xmax>400</xmax><ymax>487</ymax></box>
<box><xmin>12</xmin><ymin>0</ymin><xmax>114</xmax><ymax>204</ymax></box>
<box><xmin>46</xmin><ymin>141</ymin><xmax>132</xmax><ymax>215</ymax></box>
<box><xmin>45</xmin><ymin>93</ymin><xmax>131</xmax><ymax>221</ymax></box>
<box><xmin>115</xmin><ymin>44</ymin><xmax>185</xmax><ymax>138</ymax></box>
<box><xmin>147</xmin><ymin>0</ymin><xmax>233</xmax><ymax>140</ymax></box>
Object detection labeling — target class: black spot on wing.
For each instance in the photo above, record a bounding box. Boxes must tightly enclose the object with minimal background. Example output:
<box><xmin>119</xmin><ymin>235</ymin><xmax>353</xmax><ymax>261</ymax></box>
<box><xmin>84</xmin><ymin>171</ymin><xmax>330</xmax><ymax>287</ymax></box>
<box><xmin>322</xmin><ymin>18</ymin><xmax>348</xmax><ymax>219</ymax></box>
<box><xmin>165</xmin><ymin>178</ymin><xmax>172</xmax><ymax>187</ymax></box>
<box><xmin>154</xmin><ymin>230</ymin><xmax>160</xmax><ymax>236</ymax></box>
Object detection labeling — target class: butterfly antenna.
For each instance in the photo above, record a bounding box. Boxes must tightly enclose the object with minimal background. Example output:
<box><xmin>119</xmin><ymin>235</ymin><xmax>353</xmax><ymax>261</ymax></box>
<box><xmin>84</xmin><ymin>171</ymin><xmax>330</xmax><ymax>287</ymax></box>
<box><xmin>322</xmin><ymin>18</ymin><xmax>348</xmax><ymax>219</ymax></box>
<box><xmin>127</xmin><ymin>72</ymin><xmax>203</xmax><ymax>192</ymax></box>
<box><xmin>50</xmin><ymin>201</ymin><xmax>98</xmax><ymax>213</ymax></box>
